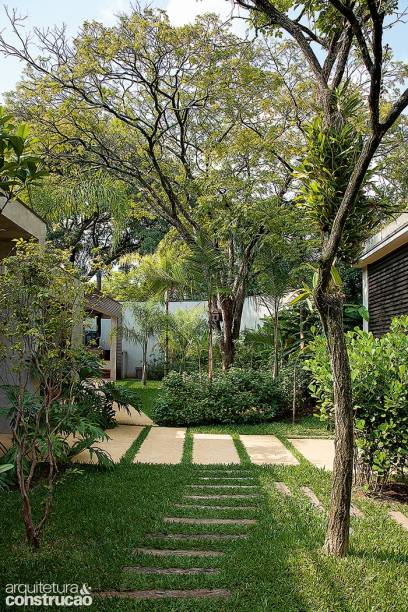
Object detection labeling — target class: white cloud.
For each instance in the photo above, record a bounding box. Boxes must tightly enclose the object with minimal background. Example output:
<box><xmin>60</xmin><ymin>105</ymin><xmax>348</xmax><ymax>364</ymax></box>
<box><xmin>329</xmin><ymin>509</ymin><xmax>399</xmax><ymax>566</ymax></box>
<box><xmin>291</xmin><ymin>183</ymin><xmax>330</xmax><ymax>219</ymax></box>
<box><xmin>165</xmin><ymin>0</ymin><xmax>248</xmax><ymax>35</ymax></box>
<box><xmin>99</xmin><ymin>0</ymin><xmax>131</xmax><ymax>25</ymax></box>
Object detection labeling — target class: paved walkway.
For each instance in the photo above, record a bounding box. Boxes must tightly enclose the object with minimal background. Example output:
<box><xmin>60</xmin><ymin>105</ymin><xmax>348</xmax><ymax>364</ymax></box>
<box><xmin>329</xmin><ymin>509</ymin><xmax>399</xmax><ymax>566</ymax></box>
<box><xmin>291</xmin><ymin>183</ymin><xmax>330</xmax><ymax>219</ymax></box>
<box><xmin>72</xmin><ymin>425</ymin><xmax>144</xmax><ymax>464</ymax></box>
<box><xmin>134</xmin><ymin>427</ymin><xmax>186</xmax><ymax>464</ymax></box>
<box><xmin>114</xmin><ymin>403</ymin><xmax>155</xmax><ymax>426</ymax></box>
<box><xmin>289</xmin><ymin>438</ymin><xmax>335</xmax><ymax>470</ymax></box>
<box><xmin>193</xmin><ymin>434</ymin><xmax>240</xmax><ymax>465</ymax></box>
<box><xmin>240</xmin><ymin>435</ymin><xmax>299</xmax><ymax>465</ymax></box>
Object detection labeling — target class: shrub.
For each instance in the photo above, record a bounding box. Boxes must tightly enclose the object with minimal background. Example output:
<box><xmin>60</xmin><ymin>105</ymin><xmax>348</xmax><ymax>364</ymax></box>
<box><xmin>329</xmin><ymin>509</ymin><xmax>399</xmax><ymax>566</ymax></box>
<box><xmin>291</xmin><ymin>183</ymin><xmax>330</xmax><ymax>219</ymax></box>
<box><xmin>152</xmin><ymin>368</ymin><xmax>283</xmax><ymax>425</ymax></box>
<box><xmin>305</xmin><ymin>316</ymin><xmax>408</xmax><ymax>486</ymax></box>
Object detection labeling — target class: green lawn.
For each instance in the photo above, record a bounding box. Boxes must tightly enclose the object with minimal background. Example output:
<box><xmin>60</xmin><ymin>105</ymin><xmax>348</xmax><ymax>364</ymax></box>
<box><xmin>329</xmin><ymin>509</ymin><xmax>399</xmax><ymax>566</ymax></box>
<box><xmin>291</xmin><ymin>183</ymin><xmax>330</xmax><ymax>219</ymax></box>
<box><xmin>117</xmin><ymin>379</ymin><xmax>331</xmax><ymax>437</ymax></box>
<box><xmin>1</xmin><ymin>430</ymin><xmax>407</xmax><ymax>610</ymax></box>
<box><xmin>117</xmin><ymin>379</ymin><xmax>162</xmax><ymax>420</ymax></box>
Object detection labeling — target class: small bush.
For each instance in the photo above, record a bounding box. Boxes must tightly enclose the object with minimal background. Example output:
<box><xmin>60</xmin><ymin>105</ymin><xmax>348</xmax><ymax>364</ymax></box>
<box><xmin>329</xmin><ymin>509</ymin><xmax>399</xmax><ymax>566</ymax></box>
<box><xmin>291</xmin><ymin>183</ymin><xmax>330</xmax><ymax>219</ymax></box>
<box><xmin>305</xmin><ymin>316</ymin><xmax>408</xmax><ymax>486</ymax></box>
<box><xmin>152</xmin><ymin>368</ymin><xmax>283</xmax><ymax>425</ymax></box>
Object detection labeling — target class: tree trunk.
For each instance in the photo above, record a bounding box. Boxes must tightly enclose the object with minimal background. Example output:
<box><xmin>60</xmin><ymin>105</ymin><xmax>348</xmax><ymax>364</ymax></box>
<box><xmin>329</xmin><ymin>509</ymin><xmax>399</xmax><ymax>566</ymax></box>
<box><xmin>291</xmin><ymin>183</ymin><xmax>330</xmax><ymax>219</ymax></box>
<box><xmin>219</xmin><ymin>293</ymin><xmax>245</xmax><ymax>371</ymax></box>
<box><xmin>315</xmin><ymin>290</ymin><xmax>354</xmax><ymax>557</ymax></box>
<box><xmin>164</xmin><ymin>291</ymin><xmax>169</xmax><ymax>377</ymax></box>
<box><xmin>208</xmin><ymin>299</ymin><xmax>213</xmax><ymax>382</ymax></box>
<box><xmin>142</xmin><ymin>340</ymin><xmax>148</xmax><ymax>386</ymax></box>
<box><xmin>272</xmin><ymin>299</ymin><xmax>280</xmax><ymax>379</ymax></box>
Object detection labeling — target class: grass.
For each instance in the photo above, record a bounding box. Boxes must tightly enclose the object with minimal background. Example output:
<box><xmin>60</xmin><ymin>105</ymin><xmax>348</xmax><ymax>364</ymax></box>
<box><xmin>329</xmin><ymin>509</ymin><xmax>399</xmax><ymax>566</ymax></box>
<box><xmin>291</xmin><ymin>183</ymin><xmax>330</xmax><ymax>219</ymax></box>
<box><xmin>117</xmin><ymin>378</ymin><xmax>331</xmax><ymax>438</ymax></box>
<box><xmin>1</xmin><ymin>432</ymin><xmax>408</xmax><ymax>610</ymax></box>
<box><xmin>116</xmin><ymin>379</ymin><xmax>161</xmax><ymax>420</ymax></box>
<box><xmin>1</xmin><ymin>380</ymin><xmax>406</xmax><ymax>609</ymax></box>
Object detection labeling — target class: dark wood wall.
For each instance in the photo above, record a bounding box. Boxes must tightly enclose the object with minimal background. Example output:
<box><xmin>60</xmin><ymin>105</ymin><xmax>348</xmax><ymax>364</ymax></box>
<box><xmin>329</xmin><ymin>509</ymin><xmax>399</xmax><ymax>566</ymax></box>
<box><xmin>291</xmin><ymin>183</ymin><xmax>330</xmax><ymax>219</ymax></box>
<box><xmin>368</xmin><ymin>242</ymin><xmax>408</xmax><ymax>336</ymax></box>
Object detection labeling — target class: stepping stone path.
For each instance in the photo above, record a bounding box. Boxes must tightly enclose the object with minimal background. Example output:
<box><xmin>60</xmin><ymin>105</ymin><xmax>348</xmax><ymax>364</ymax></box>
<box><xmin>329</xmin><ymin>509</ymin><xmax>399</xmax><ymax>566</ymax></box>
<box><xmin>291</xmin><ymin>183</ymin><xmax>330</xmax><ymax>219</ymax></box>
<box><xmin>289</xmin><ymin>438</ymin><xmax>335</xmax><ymax>471</ymax></box>
<box><xmin>72</xmin><ymin>425</ymin><xmax>143</xmax><ymax>464</ymax></box>
<box><xmin>134</xmin><ymin>427</ymin><xmax>186</xmax><ymax>464</ymax></box>
<box><xmin>240</xmin><ymin>435</ymin><xmax>299</xmax><ymax>465</ymax></box>
<box><xmin>97</xmin><ymin>466</ymin><xmax>260</xmax><ymax>602</ymax></box>
<box><xmin>389</xmin><ymin>510</ymin><xmax>408</xmax><ymax>531</ymax></box>
<box><xmin>192</xmin><ymin>433</ymin><xmax>240</xmax><ymax>464</ymax></box>
<box><xmin>274</xmin><ymin>482</ymin><xmax>292</xmax><ymax>496</ymax></box>
<box><xmin>300</xmin><ymin>486</ymin><xmax>325</xmax><ymax>511</ymax></box>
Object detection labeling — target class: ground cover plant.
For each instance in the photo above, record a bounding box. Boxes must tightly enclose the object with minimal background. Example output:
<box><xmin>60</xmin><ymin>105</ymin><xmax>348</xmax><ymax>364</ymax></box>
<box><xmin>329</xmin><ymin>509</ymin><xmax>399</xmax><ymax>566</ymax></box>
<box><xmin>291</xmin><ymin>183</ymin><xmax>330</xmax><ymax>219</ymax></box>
<box><xmin>0</xmin><ymin>431</ymin><xmax>407</xmax><ymax>611</ymax></box>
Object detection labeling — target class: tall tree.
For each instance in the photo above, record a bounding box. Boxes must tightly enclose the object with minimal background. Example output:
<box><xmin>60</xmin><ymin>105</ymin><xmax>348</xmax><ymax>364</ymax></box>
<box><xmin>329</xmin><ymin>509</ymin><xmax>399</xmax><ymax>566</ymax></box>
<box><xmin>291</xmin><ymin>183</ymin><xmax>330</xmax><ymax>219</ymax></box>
<box><xmin>1</xmin><ymin>7</ymin><xmax>303</xmax><ymax>370</ymax></box>
<box><xmin>234</xmin><ymin>0</ymin><xmax>408</xmax><ymax>556</ymax></box>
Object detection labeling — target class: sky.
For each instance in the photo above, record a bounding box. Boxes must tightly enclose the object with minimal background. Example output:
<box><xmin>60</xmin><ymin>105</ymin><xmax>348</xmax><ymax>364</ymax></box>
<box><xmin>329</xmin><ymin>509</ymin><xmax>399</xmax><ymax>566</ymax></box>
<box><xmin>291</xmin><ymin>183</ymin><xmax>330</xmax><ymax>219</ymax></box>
<box><xmin>0</xmin><ymin>0</ymin><xmax>407</xmax><ymax>98</ymax></box>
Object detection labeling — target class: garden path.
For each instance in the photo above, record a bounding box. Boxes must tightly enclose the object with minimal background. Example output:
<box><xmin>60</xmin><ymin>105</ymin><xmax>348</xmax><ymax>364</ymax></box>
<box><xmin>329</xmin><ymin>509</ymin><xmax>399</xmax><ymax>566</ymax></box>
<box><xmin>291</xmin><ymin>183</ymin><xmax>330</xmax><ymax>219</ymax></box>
<box><xmin>289</xmin><ymin>438</ymin><xmax>335</xmax><ymax>470</ymax></box>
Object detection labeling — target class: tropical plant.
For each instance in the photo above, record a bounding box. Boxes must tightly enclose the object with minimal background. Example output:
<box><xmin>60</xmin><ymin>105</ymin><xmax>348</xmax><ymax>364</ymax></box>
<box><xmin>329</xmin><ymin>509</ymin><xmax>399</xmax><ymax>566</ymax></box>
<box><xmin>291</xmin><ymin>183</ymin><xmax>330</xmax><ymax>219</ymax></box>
<box><xmin>123</xmin><ymin>301</ymin><xmax>166</xmax><ymax>385</ymax></box>
<box><xmin>305</xmin><ymin>316</ymin><xmax>408</xmax><ymax>490</ymax></box>
<box><xmin>0</xmin><ymin>106</ymin><xmax>45</xmax><ymax>207</ymax></box>
<box><xmin>0</xmin><ymin>240</ymin><xmax>103</xmax><ymax>548</ymax></box>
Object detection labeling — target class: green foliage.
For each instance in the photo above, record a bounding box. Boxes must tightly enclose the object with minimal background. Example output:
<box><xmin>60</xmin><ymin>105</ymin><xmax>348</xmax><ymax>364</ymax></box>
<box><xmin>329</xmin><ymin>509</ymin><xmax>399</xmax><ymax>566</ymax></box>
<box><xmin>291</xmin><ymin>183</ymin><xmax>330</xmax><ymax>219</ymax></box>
<box><xmin>0</xmin><ymin>106</ymin><xmax>45</xmax><ymax>199</ymax></box>
<box><xmin>153</xmin><ymin>369</ymin><xmax>283</xmax><ymax>425</ymax></box>
<box><xmin>305</xmin><ymin>317</ymin><xmax>408</xmax><ymax>485</ymax></box>
<box><xmin>295</xmin><ymin>90</ymin><xmax>398</xmax><ymax>262</ymax></box>
<box><xmin>164</xmin><ymin>306</ymin><xmax>208</xmax><ymax>372</ymax></box>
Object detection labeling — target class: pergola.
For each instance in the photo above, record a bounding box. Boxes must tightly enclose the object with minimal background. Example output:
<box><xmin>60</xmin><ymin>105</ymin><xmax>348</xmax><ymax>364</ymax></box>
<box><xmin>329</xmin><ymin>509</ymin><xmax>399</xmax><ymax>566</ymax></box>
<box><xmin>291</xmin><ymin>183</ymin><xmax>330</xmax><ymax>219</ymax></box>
<box><xmin>85</xmin><ymin>292</ymin><xmax>123</xmax><ymax>381</ymax></box>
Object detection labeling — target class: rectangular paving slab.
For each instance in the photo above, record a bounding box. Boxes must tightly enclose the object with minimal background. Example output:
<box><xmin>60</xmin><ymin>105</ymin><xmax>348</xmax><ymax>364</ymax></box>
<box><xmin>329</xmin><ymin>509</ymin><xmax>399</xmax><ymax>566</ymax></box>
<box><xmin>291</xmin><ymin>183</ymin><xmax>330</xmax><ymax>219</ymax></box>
<box><xmin>145</xmin><ymin>533</ymin><xmax>248</xmax><ymax>541</ymax></box>
<box><xmin>198</xmin><ymin>477</ymin><xmax>256</xmax><ymax>481</ymax></box>
<box><xmin>289</xmin><ymin>438</ymin><xmax>335</xmax><ymax>470</ymax></box>
<box><xmin>123</xmin><ymin>566</ymin><xmax>220</xmax><ymax>575</ymax></box>
<box><xmin>174</xmin><ymin>504</ymin><xmax>258</xmax><ymax>510</ymax></box>
<box><xmin>185</xmin><ymin>494</ymin><xmax>261</xmax><ymax>500</ymax></box>
<box><xmin>193</xmin><ymin>434</ymin><xmax>240</xmax><ymax>465</ymax></box>
<box><xmin>71</xmin><ymin>425</ymin><xmax>143</xmax><ymax>464</ymax></box>
<box><xmin>240</xmin><ymin>435</ymin><xmax>299</xmax><ymax>465</ymax></box>
<box><xmin>188</xmin><ymin>484</ymin><xmax>258</xmax><ymax>489</ymax></box>
<box><xmin>97</xmin><ymin>589</ymin><xmax>230</xmax><ymax>600</ymax></box>
<box><xmin>300</xmin><ymin>486</ymin><xmax>325</xmax><ymax>511</ymax></box>
<box><xmin>133</xmin><ymin>547</ymin><xmax>223</xmax><ymax>557</ymax></box>
<box><xmin>389</xmin><ymin>510</ymin><xmax>408</xmax><ymax>531</ymax></box>
<box><xmin>164</xmin><ymin>517</ymin><xmax>257</xmax><ymax>525</ymax></box>
<box><xmin>274</xmin><ymin>482</ymin><xmax>292</xmax><ymax>496</ymax></box>
<box><xmin>134</xmin><ymin>427</ymin><xmax>186</xmax><ymax>464</ymax></box>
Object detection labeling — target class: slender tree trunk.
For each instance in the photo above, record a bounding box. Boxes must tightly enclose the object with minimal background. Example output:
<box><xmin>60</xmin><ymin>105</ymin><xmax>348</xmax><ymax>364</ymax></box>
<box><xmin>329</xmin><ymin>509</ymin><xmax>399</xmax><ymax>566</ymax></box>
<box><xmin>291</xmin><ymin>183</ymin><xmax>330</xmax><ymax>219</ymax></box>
<box><xmin>164</xmin><ymin>291</ymin><xmax>169</xmax><ymax>377</ymax></box>
<box><xmin>208</xmin><ymin>299</ymin><xmax>213</xmax><ymax>382</ymax></box>
<box><xmin>142</xmin><ymin>340</ymin><xmax>148</xmax><ymax>386</ymax></box>
<box><xmin>272</xmin><ymin>299</ymin><xmax>280</xmax><ymax>379</ymax></box>
<box><xmin>315</xmin><ymin>290</ymin><xmax>354</xmax><ymax>557</ymax></box>
<box><xmin>219</xmin><ymin>293</ymin><xmax>245</xmax><ymax>370</ymax></box>
<box><xmin>292</xmin><ymin>364</ymin><xmax>297</xmax><ymax>425</ymax></box>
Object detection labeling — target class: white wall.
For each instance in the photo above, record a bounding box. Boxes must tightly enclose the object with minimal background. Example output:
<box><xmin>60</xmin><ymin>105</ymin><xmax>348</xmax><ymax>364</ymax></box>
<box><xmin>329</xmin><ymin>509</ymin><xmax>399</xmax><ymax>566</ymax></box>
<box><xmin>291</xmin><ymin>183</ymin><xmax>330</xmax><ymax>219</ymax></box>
<box><xmin>101</xmin><ymin>297</ymin><xmax>272</xmax><ymax>378</ymax></box>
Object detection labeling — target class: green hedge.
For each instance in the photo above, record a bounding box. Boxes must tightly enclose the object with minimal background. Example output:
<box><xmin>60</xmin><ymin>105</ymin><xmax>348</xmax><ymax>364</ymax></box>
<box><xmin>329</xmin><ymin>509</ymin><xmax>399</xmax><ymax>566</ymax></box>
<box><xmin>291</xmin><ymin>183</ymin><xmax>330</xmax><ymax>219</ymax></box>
<box><xmin>152</xmin><ymin>368</ymin><xmax>283</xmax><ymax>425</ymax></box>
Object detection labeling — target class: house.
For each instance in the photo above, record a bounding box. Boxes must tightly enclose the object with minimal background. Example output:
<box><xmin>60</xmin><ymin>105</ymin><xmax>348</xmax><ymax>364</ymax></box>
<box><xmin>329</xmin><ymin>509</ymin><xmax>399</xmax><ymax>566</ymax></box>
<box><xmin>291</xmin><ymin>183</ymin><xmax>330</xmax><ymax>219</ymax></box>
<box><xmin>357</xmin><ymin>213</ymin><xmax>408</xmax><ymax>336</ymax></box>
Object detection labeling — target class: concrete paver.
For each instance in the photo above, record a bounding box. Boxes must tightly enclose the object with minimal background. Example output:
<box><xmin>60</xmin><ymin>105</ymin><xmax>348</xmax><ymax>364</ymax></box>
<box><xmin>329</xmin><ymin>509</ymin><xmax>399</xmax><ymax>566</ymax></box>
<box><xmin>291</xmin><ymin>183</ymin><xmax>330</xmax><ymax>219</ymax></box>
<box><xmin>72</xmin><ymin>425</ymin><xmax>143</xmax><ymax>464</ymax></box>
<box><xmin>289</xmin><ymin>438</ymin><xmax>335</xmax><ymax>470</ymax></box>
<box><xmin>193</xmin><ymin>434</ymin><xmax>240</xmax><ymax>465</ymax></box>
<box><xmin>134</xmin><ymin>427</ymin><xmax>186</xmax><ymax>464</ymax></box>
<box><xmin>240</xmin><ymin>435</ymin><xmax>299</xmax><ymax>465</ymax></box>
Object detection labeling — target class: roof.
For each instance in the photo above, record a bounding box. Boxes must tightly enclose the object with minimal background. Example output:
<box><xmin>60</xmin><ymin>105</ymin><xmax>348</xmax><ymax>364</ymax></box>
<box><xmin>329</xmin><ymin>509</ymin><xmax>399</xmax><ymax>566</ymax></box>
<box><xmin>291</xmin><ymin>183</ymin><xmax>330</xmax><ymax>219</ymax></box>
<box><xmin>0</xmin><ymin>196</ymin><xmax>47</xmax><ymax>242</ymax></box>
<box><xmin>86</xmin><ymin>292</ymin><xmax>122</xmax><ymax>318</ymax></box>
<box><xmin>357</xmin><ymin>213</ymin><xmax>408</xmax><ymax>267</ymax></box>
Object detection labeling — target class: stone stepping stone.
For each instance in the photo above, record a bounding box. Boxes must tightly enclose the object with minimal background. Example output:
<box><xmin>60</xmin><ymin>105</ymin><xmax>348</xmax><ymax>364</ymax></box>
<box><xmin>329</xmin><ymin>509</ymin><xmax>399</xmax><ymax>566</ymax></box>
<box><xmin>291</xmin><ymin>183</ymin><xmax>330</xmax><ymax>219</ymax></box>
<box><xmin>300</xmin><ymin>486</ymin><xmax>325</xmax><ymax>511</ymax></box>
<box><xmin>134</xmin><ymin>427</ymin><xmax>186</xmax><ymax>464</ymax></box>
<box><xmin>197</xmin><ymin>477</ymin><xmax>256</xmax><ymax>482</ymax></box>
<box><xmin>145</xmin><ymin>533</ymin><xmax>248</xmax><ymax>541</ymax></box>
<box><xmin>185</xmin><ymin>494</ymin><xmax>261</xmax><ymax>500</ymax></box>
<box><xmin>175</xmin><ymin>504</ymin><xmax>258</xmax><ymax>511</ymax></box>
<box><xmin>193</xmin><ymin>434</ymin><xmax>240</xmax><ymax>465</ymax></box>
<box><xmin>198</xmin><ymin>470</ymin><xmax>252</xmax><ymax>474</ymax></box>
<box><xmin>72</xmin><ymin>425</ymin><xmax>143</xmax><ymax>464</ymax></box>
<box><xmin>133</xmin><ymin>547</ymin><xmax>223</xmax><ymax>557</ymax></box>
<box><xmin>274</xmin><ymin>482</ymin><xmax>292</xmax><ymax>496</ymax></box>
<box><xmin>123</xmin><ymin>566</ymin><xmax>220</xmax><ymax>576</ymax></box>
<box><xmin>389</xmin><ymin>510</ymin><xmax>408</xmax><ymax>531</ymax></box>
<box><xmin>188</xmin><ymin>484</ymin><xmax>258</xmax><ymax>489</ymax></box>
<box><xmin>351</xmin><ymin>504</ymin><xmax>364</xmax><ymax>518</ymax></box>
<box><xmin>97</xmin><ymin>589</ymin><xmax>230</xmax><ymax>600</ymax></box>
<box><xmin>289</xmin><ymin>438</ymin><xmax>335</xmax><ymax>471</ymax></box>
<box><xmin>240</xmin><ymin>435</ymin><xmax>299</xmax><ymax>465</ymax></box>
<box><xmin>164</xmin><ymin>517</ymin><xmax>257</xmax><ymax>526</ymax></box>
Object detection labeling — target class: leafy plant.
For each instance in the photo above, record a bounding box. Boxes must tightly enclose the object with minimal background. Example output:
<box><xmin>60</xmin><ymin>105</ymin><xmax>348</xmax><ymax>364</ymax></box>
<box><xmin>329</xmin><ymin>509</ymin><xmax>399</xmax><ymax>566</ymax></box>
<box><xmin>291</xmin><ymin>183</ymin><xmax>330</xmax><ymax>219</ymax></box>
<box><xmin>305</xmin><ymin>316</ymin><xmax>408</xmax><ymax>488</ymax></box>
<box><xmin>153</xmin><ymin>369</ymin><xmax>283</xmax><ymax>426</ymax></box>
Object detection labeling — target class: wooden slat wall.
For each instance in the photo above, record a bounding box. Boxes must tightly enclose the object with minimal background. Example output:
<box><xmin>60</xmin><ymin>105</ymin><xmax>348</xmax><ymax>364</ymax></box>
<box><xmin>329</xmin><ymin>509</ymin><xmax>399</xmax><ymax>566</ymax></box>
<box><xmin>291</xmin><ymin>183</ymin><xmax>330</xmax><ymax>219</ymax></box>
<box><xmin>367</xmin><ymin>242</ymin><xmax>408</xmax><ymax>336</ymax></box>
